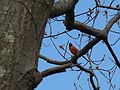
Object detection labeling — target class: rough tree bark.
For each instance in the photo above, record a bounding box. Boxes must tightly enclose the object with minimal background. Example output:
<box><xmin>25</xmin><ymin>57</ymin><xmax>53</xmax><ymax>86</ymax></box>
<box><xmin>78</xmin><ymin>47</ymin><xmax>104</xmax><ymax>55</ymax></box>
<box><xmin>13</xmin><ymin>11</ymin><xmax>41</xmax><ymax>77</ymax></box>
<box><xmin>0</xmin><ymin>0</ymin><xmax>53</xmax><ymax>90</ymax></box>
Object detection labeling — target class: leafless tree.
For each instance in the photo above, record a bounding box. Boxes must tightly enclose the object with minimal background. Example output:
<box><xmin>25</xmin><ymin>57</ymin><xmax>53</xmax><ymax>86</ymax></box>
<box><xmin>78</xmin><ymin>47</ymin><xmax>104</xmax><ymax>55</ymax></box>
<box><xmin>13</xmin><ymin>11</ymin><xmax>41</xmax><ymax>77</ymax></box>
<box><xmin>0</xmin><ymin>0</ymin><xmax>120</xmax><ymax>90</ymax></box>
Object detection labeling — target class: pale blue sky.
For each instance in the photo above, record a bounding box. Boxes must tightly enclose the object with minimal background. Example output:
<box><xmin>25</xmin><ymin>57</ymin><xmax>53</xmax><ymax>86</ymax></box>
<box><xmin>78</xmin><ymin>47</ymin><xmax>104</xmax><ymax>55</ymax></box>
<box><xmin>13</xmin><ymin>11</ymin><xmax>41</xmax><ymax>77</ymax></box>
<box><xmin>35</xmin><ymin>0</ymin><xmax>120</xmax><ymax>90</ymax></box>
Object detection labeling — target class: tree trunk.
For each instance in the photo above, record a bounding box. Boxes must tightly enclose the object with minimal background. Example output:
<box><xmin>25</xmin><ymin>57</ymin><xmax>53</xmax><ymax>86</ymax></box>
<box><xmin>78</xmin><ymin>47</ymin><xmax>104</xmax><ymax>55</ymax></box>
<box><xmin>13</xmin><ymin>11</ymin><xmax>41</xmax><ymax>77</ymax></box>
<box><xmin>0</xmin><ymin>0</ymin><xmax>53</xmax><ymax>90</ymax></box>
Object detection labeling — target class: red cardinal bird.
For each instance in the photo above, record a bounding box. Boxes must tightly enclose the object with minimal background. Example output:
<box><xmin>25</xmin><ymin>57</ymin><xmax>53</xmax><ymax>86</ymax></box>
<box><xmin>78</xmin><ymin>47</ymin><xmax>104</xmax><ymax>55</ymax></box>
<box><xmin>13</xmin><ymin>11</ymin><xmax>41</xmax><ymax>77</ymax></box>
<box><xmin>69</xmin><ymin>43</ymin><xmax>79</xmax><ymax>55</ymax></box>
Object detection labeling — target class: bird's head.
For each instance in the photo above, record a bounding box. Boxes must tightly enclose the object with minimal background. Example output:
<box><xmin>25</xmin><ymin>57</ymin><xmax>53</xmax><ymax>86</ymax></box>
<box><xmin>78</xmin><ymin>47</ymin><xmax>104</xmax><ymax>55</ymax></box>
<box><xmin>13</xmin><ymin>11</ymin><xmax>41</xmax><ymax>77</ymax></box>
<box><xmin>69</xmin><ymin>43</ymin><xmax>72</xmax><ymax>47</ymax></box>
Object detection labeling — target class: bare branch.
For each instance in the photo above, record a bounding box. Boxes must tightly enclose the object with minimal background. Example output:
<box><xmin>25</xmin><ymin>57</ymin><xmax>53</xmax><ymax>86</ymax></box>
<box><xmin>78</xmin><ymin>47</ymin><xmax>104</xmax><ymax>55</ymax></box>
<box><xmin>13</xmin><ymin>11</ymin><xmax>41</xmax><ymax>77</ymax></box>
<box><xmin>75</xmin><ymin>6</ymin><xmax>97</xmax><ymax>17</ymax></box>
<box><xmin>41</xmin><ymin>63</ymin><xmax>72</xmax><ymax>77</ymax></box>
<box><xmin>90</xmin><ymin>75</ymin><xmax>100</xmax><ymax>90</ymax></box>
<box><xmin>50</xmin><ymin>0</ymin><xmax>78</xmax><ymax>18</ymax></box>
<box><xmin>73</xmin><ymin>21</ymin><xmax>102</xmax><ymax>38</ymax></box>
<box><xmin>75</xmin><ymin>63</ymin><xmax>94</xmax><ymax>75</ymax></box>
<box><xmin>39</xmin><ymin>54</ymin><xmax>71</xmax><ymax>65</ymax></box>
<box><xmin>63</xmin><ymin>0</ymin><xmax>76</xmax><ymax>30</ymax></box>
<box><xmin>97</xmin><ymin>5</ymin><xmax>120</xmax><ymax>11</ymax></box>
<box><xmin>71</xmin><ymin>38</ymin><xmax>100</xmax><ymax>63</ymax></box>
<box><xmin>109</xmin><ymin>0</ymin><xmax>115</xmax><ymax>6</ymax></box>
<box><xmin>74</xmin><ymin>81</ymin><xmax>78</xmax><ymax>90</ymax></box>
<box><xmin>104</xmin><ymin>39</ymin><xmax>120</xmax><ymax>68</ymax></box>
<box><xmin>101</xmin><ymin>12</ymin><xmax>120</xmax><ymax>68</ymax></box>
<box><xmin>104</xmin><ymin>12</ymin><xmax>120</xmax><ymax>36</ymax></box>
<box><xmin>44</xmin><ymin>30</ymin><xmax>69</xmax><ymax>38</ymax></box>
